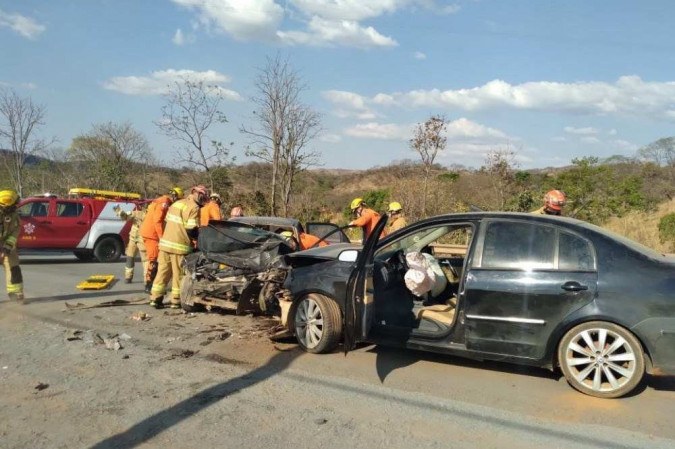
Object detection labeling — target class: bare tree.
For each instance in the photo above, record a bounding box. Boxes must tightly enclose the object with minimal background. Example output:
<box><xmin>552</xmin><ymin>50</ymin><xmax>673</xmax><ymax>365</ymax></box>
<box><xmin>480</xmin><ymin>148</ymin><xmax>519</xmax><ymax>210</ymax></box>
<box><xmin>0</xmin><ymin>88</ymin><xmax>50</xmax><ymax>196</ymax></box>
<box><xmin>156</xmin><ymin>79</ymin><xmax>232</xmax><ymax>190</ymax></box>
<box><xmin>241</xmin><ymin>55</ymin><xmax>321</xmax><ymax>216</ymax></box>
<box><xmin>638</xmin><ymin>137</ymin><xmax>675</xmax><ymax>167</ymax></box>
<box><xmin>410</xmin><ymin>114</ymin><xmax>447</xmax><ymax>216</ymax></box>
<box><xmin>68</xmin><ymin>122</ymin><xmax>153</xmax><ymax>191</ymax></box>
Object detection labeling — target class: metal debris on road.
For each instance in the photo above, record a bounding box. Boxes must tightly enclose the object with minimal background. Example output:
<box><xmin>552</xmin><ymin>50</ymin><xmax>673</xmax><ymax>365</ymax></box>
<box><xmin>34</xmin><ymin>383</ymin><xmax>49</xmax><ymax>391</ymax></box>
<box><xmin>65</xmin><ymin>297</ymin><xmax>148</xmax><ymax>311</ymax></box>
<box><xmin>130</xmin><ymin>311</ymin><xmax>150</xmax><ymax>321</ymax></box>
<box><xmin>103</xmin><ymin>337</ymin><xmax>122</xmax><ymax>351</ymax></box>
<box><xmin>66</xmin><ymin>330</ymin><xmax>84</xmax><ymax>341</ymax></box>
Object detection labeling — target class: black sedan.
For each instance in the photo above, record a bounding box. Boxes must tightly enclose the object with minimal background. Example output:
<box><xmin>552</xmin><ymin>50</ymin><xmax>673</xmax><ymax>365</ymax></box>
<box><xmin>281</xmin><ymin>212</ymin><xmax>675</xmax><ymax>398</ymax></box>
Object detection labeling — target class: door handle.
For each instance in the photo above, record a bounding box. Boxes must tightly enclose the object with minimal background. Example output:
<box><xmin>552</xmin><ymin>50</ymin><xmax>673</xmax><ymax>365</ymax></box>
<box><xmin>39</xmin><ymin>220</ymin><xmax>51</xmax><ymax>225</ymax></box>
<box><xmin>561</xmin><ymin>281</ymin><xmax>588</xmax><ymax>292</ymax></box>
<box><xmin>76</xmin><ymin>221</ymin><xmax>87</xmax><ymax>225</ymax></box>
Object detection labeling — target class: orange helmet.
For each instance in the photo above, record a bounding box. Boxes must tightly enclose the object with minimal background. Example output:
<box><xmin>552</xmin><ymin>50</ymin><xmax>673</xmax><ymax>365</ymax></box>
<box><xmin>230</xmin><ymin>205</ymin><xmax>243</xmax><ymax>217</ymax></box>
<box><xmin>544</xmin><ymin>190</ymin><xmax>566</xmax><ymax>212</ymax></box>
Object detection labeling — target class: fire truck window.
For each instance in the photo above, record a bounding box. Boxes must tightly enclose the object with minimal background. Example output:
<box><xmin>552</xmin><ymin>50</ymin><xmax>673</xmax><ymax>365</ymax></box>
<box><xmin>18</xmin><ymin>201</ymin><xmax>49</xmax><ymax>217</ymax></box>
<box><xmin>56</xmin><ymin>202</ymin><xmax>84</xmax><ymax>217</ymax></box>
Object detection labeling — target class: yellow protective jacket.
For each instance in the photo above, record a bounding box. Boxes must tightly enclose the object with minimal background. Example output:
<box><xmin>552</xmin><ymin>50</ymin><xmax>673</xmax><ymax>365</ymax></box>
<box><xmin>117</xmin><ymin>208</ymin><xmax>146</xmax><ymax>243</ymax></box>
<box><xmin>387</xmin><ymin>216</ymin><xmax>408</xmax><ymax>234</ymax></box>
<box><xmin>159</xmin><ymin>197</ymin><xmax>200</xmax><ymax>255</ymax></box>
<box><xmin>0</xmin><ymin>211</ymin><xmax>19</xmax><ymax>252</ymax></box>
<box><xmin>200</xmin><ymin>200</ymin><xmax>222</xmax><ymax>227</ymax></box>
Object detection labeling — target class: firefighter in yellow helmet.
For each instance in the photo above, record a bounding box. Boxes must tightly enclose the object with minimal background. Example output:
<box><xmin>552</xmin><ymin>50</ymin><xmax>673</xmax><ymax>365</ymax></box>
<box><xmin>348</xmin><ymin>197</ymin><xmax>382</xmax><ymax>240</ymax></box>
<box><xmin>149</xmin><ymin>185</ymin><xmax>207</xmax><ymax>309</ymax></box>
<box><xmin>533</xmin><ymin>190</ymin><xmax>566</xmax><ymax>216</ymax></box>
<box><xmin>387</xmin><ymin>201</ymin><xmax>408</xmax><ymax>234</ymax></box>
<box><xmin>0</xmin><ymin>189</ymin><xmax>24</xmax><ymax>302</ymax></box>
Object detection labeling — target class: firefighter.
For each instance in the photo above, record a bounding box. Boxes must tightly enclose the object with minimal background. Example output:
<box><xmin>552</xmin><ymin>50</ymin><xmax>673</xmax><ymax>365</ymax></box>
<box><xmin>230</xmin><ymin>204</ymin><xmax>244</xmax><ymax>218</ymax></box>
<box><xmin>348</xmin><ymin>197</ymin><xmax>382</xmax><ymax>240</ymax></box>
<box><xmin>387</xmin><ymin>202</ymin><xmax>408</xmax><ymax>234</ymax></box>
<box><xmin>140</xmin><ymin>187</ymin><xmax>183</xmax><ymax>293</ymax></box>
<box><xmin>149</xmin><ymin>185</ymin><xmax>208</xmax><ymax>309</ymax></box>
<box><xmin>533</xmin><ymin>190</ymin><xmax>567</xmax><ymax>216</ymax></box>
<box><xmin>114</xmin><ymin>202</ymin><xmax>148</xmax><ymax>283</ymax></box>
<box><xmin>200</xmin><ymin>192</ymin><xmax>222</xmax><ymax>227</ymax></box>
<box><xmin>0</xmin><ymin>189</ymin><xmax>23</xmax><ymax>302</ymax></box>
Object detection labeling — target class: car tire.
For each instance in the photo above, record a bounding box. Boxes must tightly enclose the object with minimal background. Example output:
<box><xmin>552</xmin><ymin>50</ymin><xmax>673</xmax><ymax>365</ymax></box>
<box><xmin>179</xmin><ymin>275</ymin><xmax>204</xmax><ymax>313</ymax></box>
<box><xmin>73</xmin><ymin>250</ymin><xmax>95</xmax><ymax>262</ymax></box>
<box><xmin>558</xmin><ymin>321</ymin><xmax>645</xmax><ymax>399</ymax></box>
<box><xmin>93</xmin><ymin>236</ymin><xmax>123</xmax><ymax>263</ymax></box>
<box><xmin>293</xmin><ymin>293</ymin><xmax>342</xmax><ymax>354</ymax></box>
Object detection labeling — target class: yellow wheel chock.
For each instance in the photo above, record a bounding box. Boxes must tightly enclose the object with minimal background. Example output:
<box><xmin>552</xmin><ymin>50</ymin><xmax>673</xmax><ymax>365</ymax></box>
<box><xmin>76</xmin><ymin>275</ymin><xmax>116</xmax><ymax>290</ymax></box>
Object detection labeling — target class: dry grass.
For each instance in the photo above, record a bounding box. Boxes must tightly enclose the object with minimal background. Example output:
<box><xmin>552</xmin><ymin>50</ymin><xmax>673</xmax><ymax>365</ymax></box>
<box><xmin>603</xmin><ymin>198</ymin><xmax>675</xmax><ymax>252</ymax></box>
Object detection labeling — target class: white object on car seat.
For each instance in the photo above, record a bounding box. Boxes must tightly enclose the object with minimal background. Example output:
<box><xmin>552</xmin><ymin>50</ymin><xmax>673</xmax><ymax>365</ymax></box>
<box><xmin>422</xmin><ymin>253</ymin><xmax>448</xmax><ymax>297</ymax></box>
<box><xmin>404</xmin><ymin>252</ymin><xmax>436</xmax><ymax>297</ymax></box>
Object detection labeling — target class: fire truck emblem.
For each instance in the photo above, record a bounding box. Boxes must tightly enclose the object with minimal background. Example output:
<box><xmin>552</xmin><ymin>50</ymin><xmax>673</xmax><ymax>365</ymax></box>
<box><xmin>23</xmin><ymin>223</ymin><xmax>36</xmax><ymax>235</ymax></box>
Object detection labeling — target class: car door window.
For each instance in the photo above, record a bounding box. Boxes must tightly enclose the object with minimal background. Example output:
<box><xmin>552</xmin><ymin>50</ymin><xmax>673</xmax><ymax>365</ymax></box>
<box><xmin>18</xmin><ymin>201</ymin><xmax>50</xmax><ymax>217</ymax></box>
<box><xmin>482</xmin><ymin>221</ymin><xmax>555</xmax><ymax>269</ymax></box>
<box><xmin>559</xmin><ymin>231</ymin><xmax>594</xmax><ymax>271</ymax></box>
<box><xmin>56</xmin><ymin>202</ymin><xmax>84</xmax><ymax>217</ymax></box>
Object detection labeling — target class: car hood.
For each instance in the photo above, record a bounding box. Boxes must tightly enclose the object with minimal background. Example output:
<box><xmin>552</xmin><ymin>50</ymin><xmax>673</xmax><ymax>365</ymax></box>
<box><xmin>192</xmin><ymin>221</ymin><xmax>294</xmax><ymax>272</ymax></box>
<box><xmin>284</xmin><ymin>242</ymin><xmax>361</xmax><ymax>267</ymax></box>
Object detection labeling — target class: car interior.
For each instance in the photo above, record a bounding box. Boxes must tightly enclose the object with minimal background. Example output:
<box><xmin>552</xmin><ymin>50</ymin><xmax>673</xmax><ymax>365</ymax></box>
<box><xmin>372</xmin><ymin>223</ymin><xmax>474</xmax><ymax>339</ymax></box>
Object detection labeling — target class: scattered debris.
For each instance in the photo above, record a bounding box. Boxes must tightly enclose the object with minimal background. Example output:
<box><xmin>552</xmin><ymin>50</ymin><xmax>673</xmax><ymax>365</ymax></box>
<box><xmin>131</xmin><ymin>311</ymin><xmax>150</xmax><ymax>321</ymax></box>
<box><xmin>83</xmin><ymin>330</ymin><xmax>105</xmax><ymax>345</ymax></box>
<box><xmin>162</xmin><ymin>349</ymin><xmax>198</xmax><ymax>361</ymax></box>
<box><xmin>119</xmin><ymin>333</ymin><xmax>132</xmax><ymax>341</ymax></box>
<box><xmin>66</xmin><ymin>330</ymin><xmax>84</xmax><ymax>341</ymax></box>
<box><xmin>313</xmin><ymin>418</ymin><xmax>328</xmax><ymax>425</ymax></box>
<box><xmin>65</xmin><ymin>297</ymin><xmax>148</xmax><ymax>311</ymax></box>
<box><xmin>2</xmin><ymin>366</ymin><xmax>8</xmax><ymax>370</ymax></box>
<box><xmin>103</xmin><ymin>337</ymin><xmax>122</xmax><ymax>351</ymax></box>
<box><xmin>122</xmin><ymin>355</ymin><xmax>130</xmax><ymax>360</ymax></box>
<box><xmin>35</xmin><ymin>382</ymin><xmax>49</xmax><ymax>391</ymax></box>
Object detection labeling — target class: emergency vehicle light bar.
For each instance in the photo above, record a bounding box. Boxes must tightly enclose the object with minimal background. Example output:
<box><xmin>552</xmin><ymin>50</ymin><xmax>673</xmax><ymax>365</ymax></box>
<box><xmin>68</xmin><ymin>188</ymin><xmax>142</xmax><ymax>201</ymax></box>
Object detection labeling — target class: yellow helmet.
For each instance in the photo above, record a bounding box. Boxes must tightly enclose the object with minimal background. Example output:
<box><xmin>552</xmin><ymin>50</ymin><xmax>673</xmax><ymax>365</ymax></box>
<box><xmin>0</xmin><ymin>189</ymin><xmax>19</xmax><ymax>208</ymax></box>
<box><xmin>280</xmin><ymin>230</ymin><xmax>294</xmax><ymax>239</ymax></box>
<box><xmin>169</xmin><ymin>187</ymin><xmax>184</xmax><ymax>198</ymax></box>
<box><xmin>350</xmin><ymin>197</ymin><xmax>364</xmax><ymax>211</ymax></box>
<box><xmin>388</xmin><ymin>201</ymin><xmax>403</xmax><ymax>213</ymax></box>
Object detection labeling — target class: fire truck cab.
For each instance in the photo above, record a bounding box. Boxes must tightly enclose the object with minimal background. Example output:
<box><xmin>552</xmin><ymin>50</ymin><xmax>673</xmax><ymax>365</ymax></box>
<box><xmin>17</xmin><ymin>188</ymin><xmax>142</xmax><ymax>262</ymax></box>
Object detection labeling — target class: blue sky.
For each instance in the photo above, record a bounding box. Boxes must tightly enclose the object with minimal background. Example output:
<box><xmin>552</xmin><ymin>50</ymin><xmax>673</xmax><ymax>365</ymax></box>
<box><xmin>1</xmin><ymin>0</ymin><xmax>674</xmax><ymax>170</ymax></box>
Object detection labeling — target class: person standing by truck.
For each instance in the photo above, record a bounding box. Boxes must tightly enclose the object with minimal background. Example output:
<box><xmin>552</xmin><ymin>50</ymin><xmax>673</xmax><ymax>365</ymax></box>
<box><xmin>149</xmin><ymin>185</ymin><xmax>207</xmax><ymax>309</ymax></box>
<box><xmin>114</xmin><ymin>202</ymin><xmax>148</xmax><ymax>283</ymax></box>
<box><xmin>140</xmin><ymin>187</ymin><xmax>183</xmax><ymax>293</ymax></box>
<box><xmin>0</xmin><ymin>190</ymin><xmax>24</xmax><ymax>302</ymax></box>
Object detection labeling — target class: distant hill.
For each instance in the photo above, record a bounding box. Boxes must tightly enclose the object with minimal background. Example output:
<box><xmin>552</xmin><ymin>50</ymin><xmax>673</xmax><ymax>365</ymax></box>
<box><xmin>0</xmin><ymin>149</ymin><xmax>50</xmax><ymax>166</ymax></box>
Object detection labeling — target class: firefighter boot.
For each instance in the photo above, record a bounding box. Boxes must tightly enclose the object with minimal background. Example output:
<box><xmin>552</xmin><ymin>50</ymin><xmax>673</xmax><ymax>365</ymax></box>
<box><xmin>149</xmin><ymin>296</ymin><xmax>164</xmax><ymax>309</ymax></box>
<box><xmin>8</xmin><ymin>292</ymin><xmax>24</xmax><ymax>303</ymax></box>
<box><xmin>124</xmin><ymin>256</ymin><xmax>134</xmax><ymax>283</ymax></box>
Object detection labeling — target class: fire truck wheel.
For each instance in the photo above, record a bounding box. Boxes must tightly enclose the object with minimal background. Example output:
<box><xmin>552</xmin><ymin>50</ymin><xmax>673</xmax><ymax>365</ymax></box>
<box><xmin>93</xmin><ymin>236</ymin><xmax>123</xmax><ymax>263</ymax></box>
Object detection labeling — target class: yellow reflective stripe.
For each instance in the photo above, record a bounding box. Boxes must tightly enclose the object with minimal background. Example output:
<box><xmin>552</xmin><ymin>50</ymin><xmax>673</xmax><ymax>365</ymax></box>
<box><xmin>174</xmin><ymin>202</ymin><xmax>187</xmax><ymax>210</ymax></box>
<box><xmin>150</xmin><ymin>283</ymin><xmax>165</xmax><ymax>294</ymax></box>
<box><xmin>159</xmin><ymin>239</ymin><xmax>191</xmax><ymax>253</ymax></box>
<box><xmin>6</xmin><ymin>236</ymin><xmax>17</xmax><ymax>246</ymax></box>
<box><xmin>165</xmin><ymin>213</ymin><xmax>184</xmax><ymax>225</ymax></box>
<box><xmin>171</xmin><ymin>288</ymin><xmax>181</xmax><ymax>296</ymax></box>
<box><xmin>185</xmin><ymin>219</ymin><xmax>198</xmax><ymax>228</ymax></box>
<box><xmin>7</xmin><ymin>283</ymin><xmax>22</xmax><ymax>293</ymax></box>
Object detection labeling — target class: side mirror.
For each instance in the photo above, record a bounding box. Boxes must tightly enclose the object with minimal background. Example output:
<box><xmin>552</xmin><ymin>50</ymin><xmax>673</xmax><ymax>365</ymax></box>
<box><xmin>338</xmin><ymin>249</ymin><xmax>359</xmax><ymax>262</ymax></box>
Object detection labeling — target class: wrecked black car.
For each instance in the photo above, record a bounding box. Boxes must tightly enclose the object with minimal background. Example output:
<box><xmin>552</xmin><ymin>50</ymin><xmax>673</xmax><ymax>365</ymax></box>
<box><xmin>180</xmin><ymin>218</ymin><xmax>350</xmax><ymax>315</ymax></box>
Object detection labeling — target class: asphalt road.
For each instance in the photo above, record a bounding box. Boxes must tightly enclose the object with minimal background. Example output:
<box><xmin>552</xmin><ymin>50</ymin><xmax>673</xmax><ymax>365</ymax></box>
<box><xmin>0</xmin><ymin>254</ymin><xmax>674</xmax><ymax>449</ymax></box>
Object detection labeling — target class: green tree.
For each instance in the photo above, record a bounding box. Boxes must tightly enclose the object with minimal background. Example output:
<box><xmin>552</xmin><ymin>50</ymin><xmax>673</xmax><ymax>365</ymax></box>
<box><xmin>658</xmin><ymin>213</ymin><xmax>675</xmax><ymax>251</ymax></box>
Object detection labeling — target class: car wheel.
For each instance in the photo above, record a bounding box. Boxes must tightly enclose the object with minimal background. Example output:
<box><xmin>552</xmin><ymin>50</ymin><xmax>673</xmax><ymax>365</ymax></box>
<box><xmin>293</xmin><ymin>293</ymin><xmax>342</xmax><ymax>354</ymax></box>
<box><xmin>558</xmin><ymin>321</ymin><xmax>645</xmax><ymax>398</ymax></box>
<box><xmin>179</xmin><ymin>275</ymin><xmax>204</xmax><ymax>313</ymax></box>
<box><xmin>73</xmin><ymin>250</ymin><xmax>95</xmax><ymax>262</ymax></box>
<box><xmin>93</xmin><ymin>236</ymin><xmax>123</xmax><ymax>263</ymax></box>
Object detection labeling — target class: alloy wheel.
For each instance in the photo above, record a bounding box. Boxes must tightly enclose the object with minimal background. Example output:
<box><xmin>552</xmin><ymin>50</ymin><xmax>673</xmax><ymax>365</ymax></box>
<box><xmin>294</xmin><ymin>297</ymin><xmax>324</xmax><ymax>349</ymax></box>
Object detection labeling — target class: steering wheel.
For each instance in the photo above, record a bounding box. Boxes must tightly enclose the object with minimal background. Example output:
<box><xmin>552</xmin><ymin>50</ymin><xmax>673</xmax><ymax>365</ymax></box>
<box><xmin>394</xmin><ymin>249</ymin><xmax>409</xmax><ymax>271</ymax></box>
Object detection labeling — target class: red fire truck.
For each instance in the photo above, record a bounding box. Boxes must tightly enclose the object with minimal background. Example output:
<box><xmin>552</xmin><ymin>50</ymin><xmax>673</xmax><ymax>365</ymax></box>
<box><xmin>16</xmin><ymin>188</ymin><xmax>142</xmax><ymax>262</ymax></box>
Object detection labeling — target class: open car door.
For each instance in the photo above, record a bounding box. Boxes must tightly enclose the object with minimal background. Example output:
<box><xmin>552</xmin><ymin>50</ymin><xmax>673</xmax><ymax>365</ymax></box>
<box><xmin>305</xmin><ymin>222</ymin><xmax>351</xmax><ymax>244</ymax></box>
<box><xmin>343</xmin><ymin>214</ymin><xmax>388</xmax><ymax>353</ymax></box>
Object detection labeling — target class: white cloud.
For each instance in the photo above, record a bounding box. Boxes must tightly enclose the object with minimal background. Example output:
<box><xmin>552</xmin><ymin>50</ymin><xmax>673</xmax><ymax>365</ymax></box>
<box><xmin>440</xmin><ymin>4</ymin><xmax>461</xmax><ymax>14</ymax></box>
<box><xmin>612</xmin><ymin>139</ymin><xmax>638</xmax><ymax>151</ymax></box>
<box><xmin>564</xmin><ymin>126</ymin><xmax>598</xmax><ymax>135</ymax></box>
<box><xmin>20</xmin><ymin>82</ymin><xmax>37</xmax><ymax>90</ymax></box>
<box><xmin>414</xmin><ymin>51</ymin><xmax>427</xmax><ymax>60</ymax></box>
<box><xmin>580</xmin><ymin>136</ymin><xmax>601</xmax><ymax>144</ymax></box>
<box><xmin>103</xmin><ymin>69</ymin><xmax>241</xmax><ymax>100</ymax></box>
<box><xmin>345</xmin><ymin>118</ymin><xmax>511</xmax><ymax>142</ymax></box>
<box><xmin>289</xmin><ymin>0</ymin><xmax>403</xmax><ymax>21</ymax></box>
<box><xmin>172</xmin><ymin>28</ymin><xmax>195</xmax><ymax>45</ymax></box>
<box><xmin>172</xmin><ymin>0</ymin><xmax>284</xmax><ymax>41</ymax></box>
<box><xmin>372</xmin><ymin>76</ymin><xmax>675</xmax><ymax>121</ymax></box>
<box><xmin>608</xmin><ymin>128</ymin><xmax>618</xmax><ymax>135</ymax></box>
<box><xmin>278</xmin><ymin>16</ymin><xmax>397</xmax><ymax>48</ymax></box>
<box><xmin>0</xmin><ymin>9</ymin><xmax>45</xmax><ymax>39</ymax></box>
<box><xmin>551</xmin><ymin>136</ymin><xmax>567</xmax><ymax>142</ymax></box>
<box><xmin>322</xmin><ymin>90</ymin><xmax>379</xmax><ymax>118</ymax></box>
